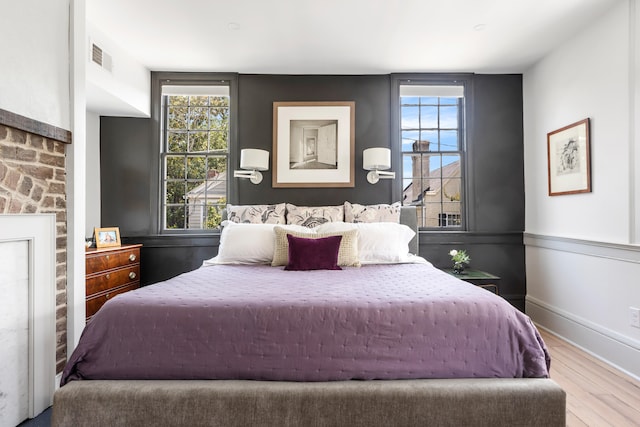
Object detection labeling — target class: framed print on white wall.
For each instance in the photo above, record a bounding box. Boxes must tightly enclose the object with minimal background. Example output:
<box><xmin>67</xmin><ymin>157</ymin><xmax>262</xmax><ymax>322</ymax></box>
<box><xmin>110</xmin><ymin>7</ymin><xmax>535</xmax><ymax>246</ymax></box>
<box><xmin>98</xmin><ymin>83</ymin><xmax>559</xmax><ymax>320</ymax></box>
<box><xmin>272</xmin><ymin>101</ymin><xmax>355</xmax><ymax>188</ymax></box>
<box><xmin>547</xmin><ymin>118</ymin><xmax>591</xmax><ymax>196</ymax></box>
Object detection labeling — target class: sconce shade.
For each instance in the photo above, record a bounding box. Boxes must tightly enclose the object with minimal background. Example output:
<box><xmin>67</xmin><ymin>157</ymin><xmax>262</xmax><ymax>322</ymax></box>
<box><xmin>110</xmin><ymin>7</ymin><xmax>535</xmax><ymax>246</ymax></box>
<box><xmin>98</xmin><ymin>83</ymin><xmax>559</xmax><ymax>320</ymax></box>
<box><xmin>363</xmin><ymin>147</ymin><xmax>395</xmax><ymax>184</ymax></box>
<box><xmin>363</xmin><ymin>148</ymin><xmax>391</xmax><ymax>171</ymax></box>
<box><xmin>235</xmin><ymin>149</ymin><xmax>270</xmax><ymax>184</ymax></box>
<box><xmin>240</xmin><ymin>149</ymin><xmax>269</xmax><ymax>171</ymax></box>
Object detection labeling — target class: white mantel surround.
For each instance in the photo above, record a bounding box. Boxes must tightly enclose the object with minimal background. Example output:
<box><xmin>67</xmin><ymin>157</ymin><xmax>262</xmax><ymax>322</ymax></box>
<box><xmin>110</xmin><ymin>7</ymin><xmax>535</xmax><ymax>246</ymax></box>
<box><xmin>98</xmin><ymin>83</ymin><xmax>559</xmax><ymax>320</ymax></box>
<box><xmin>0</xmin><ymin>214</ymin><xmax>56</xmax><ymax>423</ymax></box>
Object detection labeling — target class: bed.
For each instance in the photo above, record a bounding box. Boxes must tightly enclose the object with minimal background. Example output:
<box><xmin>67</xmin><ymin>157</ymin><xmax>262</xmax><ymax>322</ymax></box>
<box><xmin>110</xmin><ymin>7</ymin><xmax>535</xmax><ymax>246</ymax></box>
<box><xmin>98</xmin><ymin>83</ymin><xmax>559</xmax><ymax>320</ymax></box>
<box><xmin>52</xmin><ymin>204</ymin><xmax>565</xmax><ymax>426</ymax></box>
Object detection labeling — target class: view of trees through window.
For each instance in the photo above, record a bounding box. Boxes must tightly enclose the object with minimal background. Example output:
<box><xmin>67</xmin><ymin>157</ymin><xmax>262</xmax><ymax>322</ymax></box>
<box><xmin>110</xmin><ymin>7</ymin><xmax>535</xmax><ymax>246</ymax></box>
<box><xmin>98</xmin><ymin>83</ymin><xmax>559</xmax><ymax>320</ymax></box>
<box><xmin>400</xmin><ymin>85</ymin><xmax>464</xmax><ymax>228</ymax></box>
<box><xmin>162</xmin><ymin>92</ymin><xmax>229</xmax><ymax>230</ymax></box>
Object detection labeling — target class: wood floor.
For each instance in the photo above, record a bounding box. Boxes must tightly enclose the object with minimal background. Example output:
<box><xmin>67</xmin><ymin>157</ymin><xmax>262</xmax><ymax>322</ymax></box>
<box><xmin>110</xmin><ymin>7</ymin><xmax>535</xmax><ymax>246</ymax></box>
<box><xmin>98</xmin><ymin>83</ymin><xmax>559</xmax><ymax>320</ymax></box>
<box><xmin>539</xmin><ymin>328</ymin><xmax>640</xmax><ymax>427</ymax></box>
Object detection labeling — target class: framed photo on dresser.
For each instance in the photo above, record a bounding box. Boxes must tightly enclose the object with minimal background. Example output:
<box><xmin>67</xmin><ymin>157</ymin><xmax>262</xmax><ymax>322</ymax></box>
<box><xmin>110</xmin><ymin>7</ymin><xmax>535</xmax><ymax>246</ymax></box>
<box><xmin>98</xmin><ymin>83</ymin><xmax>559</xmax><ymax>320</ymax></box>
<box><xmin>94</xmin><ymin>227</ymin><xmax>121</xmax><ymax>248</ymax></box>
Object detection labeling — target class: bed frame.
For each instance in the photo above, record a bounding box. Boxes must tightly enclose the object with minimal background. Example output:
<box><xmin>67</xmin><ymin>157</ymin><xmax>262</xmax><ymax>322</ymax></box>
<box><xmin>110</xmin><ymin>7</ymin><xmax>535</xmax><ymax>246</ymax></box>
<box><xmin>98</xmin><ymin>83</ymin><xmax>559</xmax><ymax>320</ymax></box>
<box><xmin>52</xmin><ymin>379</ymin><xmax>564</xmax><ymax>426</ymax></box>
<box><xmin>52</xmin><ymin>207</ymin><xmax>565</xmax><ymax>426</ymax></box>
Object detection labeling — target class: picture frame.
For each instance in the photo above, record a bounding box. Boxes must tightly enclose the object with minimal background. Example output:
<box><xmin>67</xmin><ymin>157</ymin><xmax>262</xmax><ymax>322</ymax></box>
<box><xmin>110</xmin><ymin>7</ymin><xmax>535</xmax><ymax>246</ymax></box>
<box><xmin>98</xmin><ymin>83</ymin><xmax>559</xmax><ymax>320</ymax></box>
<box><xmin>547</xmin><ymin>118</ymin><xmax>591</xmax><ymax>196</ymax></box>
<box><xmin>273</xmin><ymin>101</ymin><xmax>355</xmax><ymax>188</ymax></box>
<box><xmin>94</xmin><ymin>227</ymin><xmax>121</xmax><ymax>248</ymax></box>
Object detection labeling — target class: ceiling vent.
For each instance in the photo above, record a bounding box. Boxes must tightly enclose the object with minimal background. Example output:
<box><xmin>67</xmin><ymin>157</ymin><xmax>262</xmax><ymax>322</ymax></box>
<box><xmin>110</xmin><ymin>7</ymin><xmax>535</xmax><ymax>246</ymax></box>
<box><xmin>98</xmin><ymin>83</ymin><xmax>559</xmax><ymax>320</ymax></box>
<box><xmin>90</xmin><ymin>41</ymin><xmax>113</xmax><ymax>73</ymax></box>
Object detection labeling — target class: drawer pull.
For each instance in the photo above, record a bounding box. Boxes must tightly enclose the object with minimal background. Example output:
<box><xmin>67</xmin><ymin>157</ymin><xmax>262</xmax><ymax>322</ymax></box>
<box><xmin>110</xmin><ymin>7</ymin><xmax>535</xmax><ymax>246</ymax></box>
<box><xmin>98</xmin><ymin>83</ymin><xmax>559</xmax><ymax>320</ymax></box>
<box><xmin>106</xmin><ymin>274</ymin><xmax>110</xmax><ymax>280</ymax></box>
<box><xmin>129</xmin><ymin>254</ymin><xmax>137</xmax><ymax>262</ymax></box>
<box><xmin>105</xmin><ymin>293</ymin><xmax>110</xmax><ymax>299</ymax></box>
<box><xmin>129</xmin><ymin>272</ymin><xmax>137</xmax><ymax>280</ymax></box>
<box><xmin>106</xmin><ymin>255</ymin><xmax>110</xmax><ymax>260</ymax></box>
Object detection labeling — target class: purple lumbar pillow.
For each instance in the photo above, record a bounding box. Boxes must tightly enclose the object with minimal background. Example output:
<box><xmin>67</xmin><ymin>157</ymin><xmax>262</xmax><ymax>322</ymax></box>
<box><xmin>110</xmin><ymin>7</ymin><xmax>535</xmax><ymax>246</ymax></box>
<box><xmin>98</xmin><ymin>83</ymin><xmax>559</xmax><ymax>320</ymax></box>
<box><xmin>284</xmin><ymin>234</ymin><xmax>343</xmax><ymax>271</ymax></box>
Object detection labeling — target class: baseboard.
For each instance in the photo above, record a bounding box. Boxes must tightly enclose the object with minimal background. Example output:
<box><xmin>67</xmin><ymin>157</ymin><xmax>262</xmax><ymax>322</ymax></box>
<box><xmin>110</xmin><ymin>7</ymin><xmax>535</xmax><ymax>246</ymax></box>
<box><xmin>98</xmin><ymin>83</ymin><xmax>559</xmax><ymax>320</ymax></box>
<box><xmin>526</xmin><ymin>296</ymin><xmax>640</xmax><ymax>381</ymax></box>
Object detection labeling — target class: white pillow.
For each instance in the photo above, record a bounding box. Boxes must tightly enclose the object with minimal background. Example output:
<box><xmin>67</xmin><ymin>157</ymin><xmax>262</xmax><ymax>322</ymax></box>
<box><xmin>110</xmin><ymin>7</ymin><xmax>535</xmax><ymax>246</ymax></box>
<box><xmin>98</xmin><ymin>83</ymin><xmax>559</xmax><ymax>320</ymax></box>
<box><xmin>202</xmin><ymin>222</ymin><xmax>309</xmax><ymax>265</ymax></box>
<box><xmin>316</xmin><ymin>222</ymin><xmax>416</xmax><ymax>264</ymax></box>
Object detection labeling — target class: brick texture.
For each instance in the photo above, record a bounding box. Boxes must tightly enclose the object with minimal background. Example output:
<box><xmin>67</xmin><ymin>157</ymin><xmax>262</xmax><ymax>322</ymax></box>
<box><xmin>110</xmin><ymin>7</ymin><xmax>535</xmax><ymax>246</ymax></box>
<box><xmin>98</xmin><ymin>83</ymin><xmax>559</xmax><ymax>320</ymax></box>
<box><xmin>0</xmin><ymin>125</ymin><xmax>68</xmax><ymax>373</ymax></box>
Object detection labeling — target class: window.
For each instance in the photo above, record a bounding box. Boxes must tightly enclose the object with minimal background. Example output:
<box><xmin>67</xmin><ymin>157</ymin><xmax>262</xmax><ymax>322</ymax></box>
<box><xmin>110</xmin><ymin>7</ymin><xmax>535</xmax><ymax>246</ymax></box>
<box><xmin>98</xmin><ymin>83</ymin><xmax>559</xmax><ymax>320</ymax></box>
<box><xmin>161</xmin><ymin>84</ymin><xmax>230</xmax><ymax>230</ymax></box>
<box><xmin>438</xmin><ymin>213</ymin><xmax>461</xmax><ymax>227</ymax></box>
<box><xmin>399</xmin><ymin>84</ymin><xmax>465</xmax><ymax>229</ymax></box>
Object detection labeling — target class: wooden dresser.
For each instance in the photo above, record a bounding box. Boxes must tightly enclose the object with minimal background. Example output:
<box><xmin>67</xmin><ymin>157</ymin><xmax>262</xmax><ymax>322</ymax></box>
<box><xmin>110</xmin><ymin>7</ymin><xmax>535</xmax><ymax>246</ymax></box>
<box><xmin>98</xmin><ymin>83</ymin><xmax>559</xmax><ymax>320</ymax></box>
<box><xmin>85</xmin><ymin>243</ymin><xmax>142</xmax><ymax>321</ymax></box>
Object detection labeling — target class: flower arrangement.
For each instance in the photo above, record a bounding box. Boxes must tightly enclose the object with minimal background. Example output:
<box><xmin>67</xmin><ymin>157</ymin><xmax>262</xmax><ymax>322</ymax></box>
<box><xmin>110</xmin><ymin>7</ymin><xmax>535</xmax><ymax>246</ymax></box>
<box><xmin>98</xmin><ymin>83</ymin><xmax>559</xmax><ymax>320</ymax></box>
<box><xmin>449</xmin><ymin>249</ymin><xmax>470</xmax><ymax>274</ymax></box>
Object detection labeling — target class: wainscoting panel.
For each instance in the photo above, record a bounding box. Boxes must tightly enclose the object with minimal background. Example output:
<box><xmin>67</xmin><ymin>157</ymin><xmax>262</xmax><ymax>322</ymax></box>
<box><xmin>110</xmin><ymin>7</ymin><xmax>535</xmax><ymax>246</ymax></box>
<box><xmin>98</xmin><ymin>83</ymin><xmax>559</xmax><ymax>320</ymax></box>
<box><xmin>525</xmin><ymin>233</ymin><xmax>640</xmax><ymax>380</ymax></box>
<box><xmin>122</xmin><ymin>234</ymin><xmax>220</xmax><ymax>286</ymax></box>
<box><xmin>527</xmin><ymin>297</ymin><xmax>640</xmax><ymax>380</ymax></box>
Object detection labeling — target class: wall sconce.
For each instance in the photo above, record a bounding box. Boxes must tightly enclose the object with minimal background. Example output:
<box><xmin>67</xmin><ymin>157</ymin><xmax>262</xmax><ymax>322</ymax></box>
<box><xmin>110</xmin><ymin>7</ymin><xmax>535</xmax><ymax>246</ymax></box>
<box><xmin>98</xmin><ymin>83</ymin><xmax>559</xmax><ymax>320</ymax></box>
<box><xmin>363</xmin><ymin>147</ymin><xmax>395</xmax><ymax>184</ymax></box>
<box><xmin>233</xmin><ymin>149</ymin><xmax>269</xmax><ymax>184</ymax></box>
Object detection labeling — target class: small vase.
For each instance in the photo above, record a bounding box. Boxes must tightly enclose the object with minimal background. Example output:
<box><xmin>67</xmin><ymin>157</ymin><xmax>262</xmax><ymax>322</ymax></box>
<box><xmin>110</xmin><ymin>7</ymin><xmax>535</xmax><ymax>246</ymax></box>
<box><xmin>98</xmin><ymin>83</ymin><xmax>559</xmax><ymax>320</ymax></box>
<box><xmin>452</xmin><ymin>262</ymin><xmax>465</xmax><ymax>274</ymax></box>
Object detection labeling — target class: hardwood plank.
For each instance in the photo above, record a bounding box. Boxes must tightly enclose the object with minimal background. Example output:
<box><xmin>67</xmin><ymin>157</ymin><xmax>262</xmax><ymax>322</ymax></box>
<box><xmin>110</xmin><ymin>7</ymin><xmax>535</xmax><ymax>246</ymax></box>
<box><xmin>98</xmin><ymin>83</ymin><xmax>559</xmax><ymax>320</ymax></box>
<box><xmin>546</xmin><ymin>334</ymin><xmax>640</xmax><ymax>410</ymax></box>
<box><xmin>538</xmin><ymin>328</ymin><xmax>640</xmax><ymax>427</ymax></box>
<box><xmin>566</xmin><ymin>412</ymin><xmax>589</xmax><ymax>427</ymax></box>
<box><xmin>547</xmin><ymin>362</ymin><xmax>613</xmax><ymax>426</ymax></box>
<box><xmin>554</xmin><ymin>349</ymin><xmax>640</xmax><ymax>410</ymax></box>
<box><xmin>599</xmin><ymin>394</ymin><xmax>640</xmax><ymax>426</ymax></box>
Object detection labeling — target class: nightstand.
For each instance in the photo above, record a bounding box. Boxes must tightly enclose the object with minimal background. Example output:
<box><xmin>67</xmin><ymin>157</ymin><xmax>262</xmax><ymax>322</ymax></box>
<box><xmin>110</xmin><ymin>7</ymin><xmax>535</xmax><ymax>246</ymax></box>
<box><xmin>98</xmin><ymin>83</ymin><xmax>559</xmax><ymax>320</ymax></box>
<box><xmin>444</xmin><ymin>269</ymin><xmax>500</xmax><ymax>295</ymax></box>
<box><xmin>85</xmin><ymin>244</ymin><xmax>142</xmax><ymax>321</ymax></box>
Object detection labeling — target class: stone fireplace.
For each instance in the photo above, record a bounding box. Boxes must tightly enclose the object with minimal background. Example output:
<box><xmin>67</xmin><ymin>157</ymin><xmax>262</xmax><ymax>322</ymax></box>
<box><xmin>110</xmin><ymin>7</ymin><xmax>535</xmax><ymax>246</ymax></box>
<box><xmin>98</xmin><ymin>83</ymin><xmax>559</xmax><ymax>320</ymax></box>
<box><xmin>0</xmin><ymin>110</ymin><xmax>71</xmax><ymax>377</ymax></box>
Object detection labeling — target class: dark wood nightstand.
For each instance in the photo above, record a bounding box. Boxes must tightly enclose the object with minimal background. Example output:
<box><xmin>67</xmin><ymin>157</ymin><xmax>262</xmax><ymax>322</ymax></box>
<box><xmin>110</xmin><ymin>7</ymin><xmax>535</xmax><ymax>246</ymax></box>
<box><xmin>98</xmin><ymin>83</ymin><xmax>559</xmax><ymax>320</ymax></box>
<box><xmin>444</xmin><ymin>269</ymin><xmax>500</xmax><ymax>295</ymax></box>
<box><xmin>85</xmin><ymin>244</ymin><xmax>142</xmax><ymax>321</ymax></box>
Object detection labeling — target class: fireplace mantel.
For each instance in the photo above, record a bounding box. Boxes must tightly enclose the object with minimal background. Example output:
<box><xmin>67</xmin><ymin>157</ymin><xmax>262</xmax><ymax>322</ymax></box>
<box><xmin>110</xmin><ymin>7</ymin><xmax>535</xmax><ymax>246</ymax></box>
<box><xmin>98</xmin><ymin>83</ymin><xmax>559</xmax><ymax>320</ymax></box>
<box><xmin>0</xmin><ymin>108</ymin><xmax>71</xmax><ymax>144</ymax></box>
<box><xmin>0</xmin><ymin>214</ymin><xmax>56</xmax><ymax>419</ymax></box>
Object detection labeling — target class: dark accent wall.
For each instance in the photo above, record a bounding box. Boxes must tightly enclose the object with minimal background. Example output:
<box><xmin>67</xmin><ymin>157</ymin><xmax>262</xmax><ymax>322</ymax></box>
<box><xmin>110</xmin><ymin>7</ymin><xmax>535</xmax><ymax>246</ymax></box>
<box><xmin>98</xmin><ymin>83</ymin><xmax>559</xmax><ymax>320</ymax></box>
<box><xmin>470</xmin><ymin>74</ymin><xmax>525</xmax><ymax>232</ymax></box>
<box><xmin>234</xmin><ymin>74</ymin><xmax>394</xmax><ymax>205</ymax></box>
<box><xmin>100</xmin><ymin>117</ymin><xmax>152</xmax><ymax>234</ymax></box>
<box><xmin>101</xmin><ymin>73</ymin><xmax>526</xmax><ymax>309</ymax></box>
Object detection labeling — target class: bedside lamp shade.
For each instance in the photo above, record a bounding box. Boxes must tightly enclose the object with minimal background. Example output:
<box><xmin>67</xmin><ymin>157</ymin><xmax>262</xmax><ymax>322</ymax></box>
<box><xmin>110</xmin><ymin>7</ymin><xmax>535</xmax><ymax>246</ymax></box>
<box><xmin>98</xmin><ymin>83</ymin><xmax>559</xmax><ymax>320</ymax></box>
<box><xmin>363</xmin><ymin>147</ymin><xmax>391</xmax><ymax>171</ymax></box>
<box><xmin>240</xmin><ymin>149</ymin><xmax>269</xmax><ymax>171</ymax></box>
<box><xmin>363</xmin><ymin>148</ymin><xmax>395</xmax><ymax>184</ymax></box>
<box><xmin>234</xmin><ymin>149</ymin><xmax>269</xmax><ymax>184</ymax></box>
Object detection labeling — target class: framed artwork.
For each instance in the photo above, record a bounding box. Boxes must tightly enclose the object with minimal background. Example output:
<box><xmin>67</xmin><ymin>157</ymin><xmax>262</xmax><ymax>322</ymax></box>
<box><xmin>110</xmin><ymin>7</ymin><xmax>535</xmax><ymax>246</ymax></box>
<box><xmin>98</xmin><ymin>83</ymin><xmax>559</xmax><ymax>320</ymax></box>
<box><xmin>272</xmin><ymin>101</ymin><xmax>355</xmax><ymax>188</ymax></box>
<box><xmin>547</xmin><ymin>118</ymin><xmax>591</xmax><ymax>196</ymax></box>
<box><xmin>94</xmin><ymin>227</ymin><xmax>121</xmax><ymax>248</ymax></box>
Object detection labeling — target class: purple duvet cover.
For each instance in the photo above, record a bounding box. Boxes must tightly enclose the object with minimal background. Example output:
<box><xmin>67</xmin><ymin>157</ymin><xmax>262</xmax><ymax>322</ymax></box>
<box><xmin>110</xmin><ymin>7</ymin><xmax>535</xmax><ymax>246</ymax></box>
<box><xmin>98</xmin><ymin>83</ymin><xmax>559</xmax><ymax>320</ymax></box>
<box><xmin>61</xmin><ymin>263</ymin><xmax>549</xmax><ymax>385</ymax></box>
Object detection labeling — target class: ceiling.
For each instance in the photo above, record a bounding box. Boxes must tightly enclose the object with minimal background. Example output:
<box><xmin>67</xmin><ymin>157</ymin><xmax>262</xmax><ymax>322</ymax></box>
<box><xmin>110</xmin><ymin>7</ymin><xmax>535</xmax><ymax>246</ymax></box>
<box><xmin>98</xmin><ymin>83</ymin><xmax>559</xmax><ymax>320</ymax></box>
<box><xmin>87</xmin><ymin>0</ymin><xmax>617</xmax><ymax>75</ymax></box>
<box><xmin>86</xmin><ymin>0</ymin><xmax>617</xmax><ymax>115</ymax></box>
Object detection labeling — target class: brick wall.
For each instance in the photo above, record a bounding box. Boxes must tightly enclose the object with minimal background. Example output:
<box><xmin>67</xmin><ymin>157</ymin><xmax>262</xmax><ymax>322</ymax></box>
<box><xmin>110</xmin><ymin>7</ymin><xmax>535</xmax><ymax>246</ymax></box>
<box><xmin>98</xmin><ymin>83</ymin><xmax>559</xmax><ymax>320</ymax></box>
<box><xmin>0</xmin><ymin>124</ymin><xmax>68</xmax><ymax>373</ymax></box>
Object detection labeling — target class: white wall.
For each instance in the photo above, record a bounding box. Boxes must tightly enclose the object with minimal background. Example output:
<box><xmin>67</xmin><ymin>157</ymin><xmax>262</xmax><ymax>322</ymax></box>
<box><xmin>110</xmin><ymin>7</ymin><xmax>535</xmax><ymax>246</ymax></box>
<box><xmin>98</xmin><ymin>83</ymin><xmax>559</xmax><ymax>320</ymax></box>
<box><xmin>0</xmin><ymin>0</ymin><xmax>70</xmax><ymax>129</ymax></box>
<box><xmin>83</xmin><ymin>22</ymin><xmax>151</xmax><ymax>239</ymax></box>
<box><xmin>86</xmin><ymin>112</ymin><xmax>101</xmax><ymax>237</ymax></box>
<box><xmin>523</xmin><ymin>0</ymin><xmax>640</xmax><ymax>379</ymax></box>
<box><xmin>86</xmin><ymin>21</ymin><xmax>151</xmax><ymax>117</ymax></box>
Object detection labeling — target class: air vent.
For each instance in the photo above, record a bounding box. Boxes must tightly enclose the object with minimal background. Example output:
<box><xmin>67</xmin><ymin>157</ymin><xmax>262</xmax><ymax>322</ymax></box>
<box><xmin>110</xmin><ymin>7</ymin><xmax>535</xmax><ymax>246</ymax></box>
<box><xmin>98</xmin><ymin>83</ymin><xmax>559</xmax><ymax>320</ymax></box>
<box><xmin>91</xmin><ymin>43</ymin><xmax>103</xmax><ymax>66</ymax></box>
<box><xmin>90</xmin><ymin>42</ymin><xmax>113</xmax><ymax>72</ymax></box>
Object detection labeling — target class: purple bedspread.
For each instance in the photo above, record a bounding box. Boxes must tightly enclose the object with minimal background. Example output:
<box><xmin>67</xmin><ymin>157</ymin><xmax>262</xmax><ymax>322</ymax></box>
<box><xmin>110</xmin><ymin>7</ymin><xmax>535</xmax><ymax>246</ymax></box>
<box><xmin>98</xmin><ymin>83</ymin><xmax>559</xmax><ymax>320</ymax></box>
<box><xmin>61</xmin><ymin>264</ymin><xmax>549</xmax><ymax>385</ymax></box>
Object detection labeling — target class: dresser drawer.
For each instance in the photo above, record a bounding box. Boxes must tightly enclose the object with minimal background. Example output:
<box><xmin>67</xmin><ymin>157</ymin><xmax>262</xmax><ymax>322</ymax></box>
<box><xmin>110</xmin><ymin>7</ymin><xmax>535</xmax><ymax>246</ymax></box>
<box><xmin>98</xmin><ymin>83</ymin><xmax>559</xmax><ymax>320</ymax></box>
<box><xmin>86</xmin><ymin>247</ymin><xmax>140</xmax><ymax>274</ymax></box>
<box><xmin>86</xmin><ymin>282</ymin><xmax>140</xmax><ymax>319</ymax></box>
<box><xmin>85</xmin><ymin>244</ymin><xmax>142</xmax><ymax>322</ymax></box>
<box><xmin>86</xmin><ymin>265</ymin><xmax>140</xmax><ymax>297</ymax></box>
